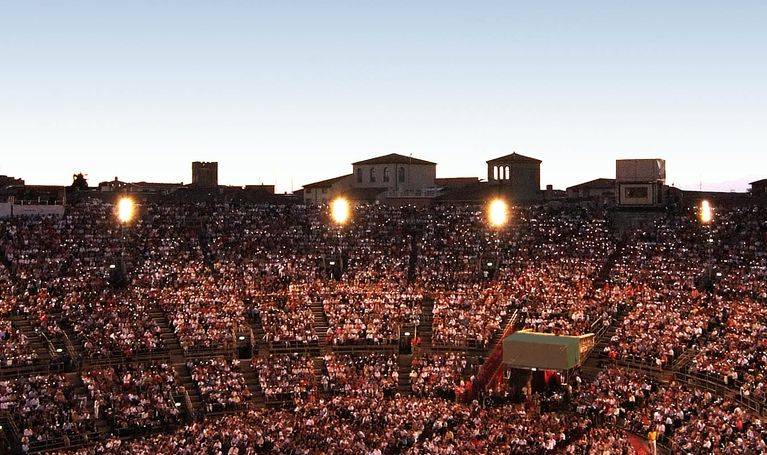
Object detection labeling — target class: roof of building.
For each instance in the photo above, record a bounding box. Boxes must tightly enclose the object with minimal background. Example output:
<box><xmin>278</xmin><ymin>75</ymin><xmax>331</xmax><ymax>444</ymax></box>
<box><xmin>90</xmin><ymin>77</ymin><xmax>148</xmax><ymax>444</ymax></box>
<box><xmin>750</xmin><ymin>179</ymin><xmax>767</xmax><ymax>185</ymax></box>
<box><xmin>566</xmin><ymin>178</ymin><xmax>615</xmax><ymax>192</ymax></box>
<box><xmin>435</xmin><ymin>177</ymin><xmax>481</xmax><ymax>188</ymax></box>
<box><xmin>352</xmin><ymin>153</ymin><xmax>436</xmax><ymax>166</ymax></box>
<box><xmin>487</xmin><ymin>152</ymin><xmax>542</xmax><ymax>164</ymax></box>
<box><xmin>303</xmin><ymin>174</ymin><xmax>353</xmax><ymax>189</ymax></box>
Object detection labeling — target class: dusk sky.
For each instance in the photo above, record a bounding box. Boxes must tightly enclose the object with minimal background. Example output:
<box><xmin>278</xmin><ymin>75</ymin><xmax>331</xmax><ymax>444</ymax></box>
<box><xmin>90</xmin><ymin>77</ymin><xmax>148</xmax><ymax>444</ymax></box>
<box><xmin>1</xmin><ymin>1</ymin><xmax>765</xmax><ymax>193</ymax></box>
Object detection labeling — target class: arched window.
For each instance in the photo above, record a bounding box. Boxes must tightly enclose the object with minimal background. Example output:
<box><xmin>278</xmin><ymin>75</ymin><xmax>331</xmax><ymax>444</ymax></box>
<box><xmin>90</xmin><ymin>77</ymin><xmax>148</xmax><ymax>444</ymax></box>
<box><xmin>383</xmin><ymin>167</ymin><xmax>390</xmax><ymax>183</ymax></box>
<box><xmin>370</xmin><ymin>167</ymin><xmax>376</xmax><ymax>183</ymax></box>
<box><xmin>398</xmin><ymin>167</ymin><xmax>405</xmax><ymax>183</ymax></box>
<box><xmin>356</xmin><ymin>168</ymin><xmax>362</xmax><ymax>183</ymax></box>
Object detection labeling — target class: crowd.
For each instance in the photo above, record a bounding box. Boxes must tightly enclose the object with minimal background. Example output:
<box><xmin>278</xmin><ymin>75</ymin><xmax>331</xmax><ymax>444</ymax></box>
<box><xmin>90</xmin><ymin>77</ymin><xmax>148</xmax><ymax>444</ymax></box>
<box><xmin>322</xmin><ymin>352</ymin><xmax>398</xmax><ymax>397</ymax></box>
<box><xmin>0</xmin><ymin>374</ymin><xmax>95</xmax><ymax>451</ymax></box>
<box><xmin>82</xmin><ymin>363</ymin><xmax>184</xmax><ymax>432</ymax></box>
<box><xmin>151</xmin><ymin>261</ymin><xmax>248</xmax><ymax>352</ymax></box>
<box><xmin>573</xmin><ymin>367</ymin><xmax>655</xmax><ymax>422</ymax></box>
<box><xmin>410</xmin><ymin>352</ymin><xmax>479</xmax><ymax>399</ymax></box>
<box><xmin>431</xmin><ymin>286</ymin><xmax>509</xmax><ymax>348</ymax></box>
<box><xmin>252</xmin><ymin>293</ymin><xmax>318</xmax><ymax>347</ymax></box>
<box><xmin>252</xmin><ymin>353</ymin><xmax>315</xmax><ymax>402</ymax></box>
<box><xmin>188</xmin><ymin>358</ymin><xmax>251</xmax><ymax>412</ymax></box>
<box><xmin>0</xmin><ymin>319</ymin><xmax>38</xmax><ymax>366</ymax></box>
<box><xmin>603</xmin><ymin>207</ymin><xmax>766</xmax><ymax>376</ymax></box>
<box><xmin>59</xmin><ymin>391</ymin><xmax>650</xmax><ymax>454</ymax></box>
<box><xmin>0</xmin><ymin>198</ymin><xmax>763</xmax><ymax>453</ymax></box>
<box><xmin>575</xmin><ymin>367</ymin><xmax>767</xmax><ymax>453</ymax></box>
<box><xmin>64</xmin><ymin>288</ymin><xmax>165</xmax><ymax>359</ymax></box>
<box><xmin>566</xmin><ymin>428</ymin><xmax>638</xmax><ymax>454</ymax></box>
<box><xmin>689</xmin><ymin>297</ymin><xmax>767</xmax><ymax>403</ymax></box>
<box><xmin>320</xmin><ymin>286</ymin><xmax>422</xmax><ymax>345</ymax></box>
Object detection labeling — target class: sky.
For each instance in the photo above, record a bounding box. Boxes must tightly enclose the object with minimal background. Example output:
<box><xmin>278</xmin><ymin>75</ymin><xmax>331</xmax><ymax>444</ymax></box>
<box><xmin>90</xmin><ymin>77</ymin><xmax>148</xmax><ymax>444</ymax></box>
<box><xmin>1</xmin><ymin>1</ymin><xmax>765</xmax><ymax>193</ymax></box>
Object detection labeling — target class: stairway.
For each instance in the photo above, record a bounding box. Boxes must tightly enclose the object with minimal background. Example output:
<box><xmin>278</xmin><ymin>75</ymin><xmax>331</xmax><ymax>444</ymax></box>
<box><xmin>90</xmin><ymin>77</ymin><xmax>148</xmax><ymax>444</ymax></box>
<box><xmin>150</xmin><ymin>310</ymin><xmax>185</xmax><ymax>363</ymax></box>
<box><xmin>62</xmin><ymin>325</ymin><xmax>86</xmax><ymax>363</ymax></box>
<box><xmin>65</xmin><ymin>372</ymin><xmax>111</xmax><ymax>439</ymax></box>
<box><xmin>248</xmin><ymin>311</ymin><xmax>265</xmax><ymax>353</ymax></box>
<box><xmin>173</xmin><ymin>363</ymin><xmax>202</xmax><ymax>417</ymax></box>
<box><xmin>485</xmin><ymin>308</ymin><xmax>518</xmax><ymax>357</ymax></box>
<box><xmin>313</xmin><ymin>356</ymin><xmax>328</xmax><ymax>396</ymax></box>
<box><xmin>8</xmin><ymin>315</ymin><xmax>52</xmax><ymax>364</ymax></box>
<box><xmin>594</xmin><ymin>325</ymin><xmax>617</xmax><ymax>357</ymax></box>
<box><xmin>197</xmin><ymin>231</ymin><xmax>217</xmax><ymax>276</ymax></box>
<box><xmin>397</xmin><ymin>354</ymin><xmax>413</xmax><ymax>395</ymax></box>
<box><xmin>240</xmin><ymin>361</ymin><xmax>264</xmax><ymax>405</ymax></box>
<box><xmin>471</xmin><ymin>310</ymin><xmax>519</xmax><ymax>400</ymax></box>
<box><xmin>310</xmin><ymin>298</ymin><xmax>331</xmax><ymax>353</ymax></box>
<box><xmin>417</xmin><ymin>298</ymin><xmax>434</xmax><ymax>348</ymax></box>
<box><xmin>592</xmin><ymin>236</ymin><xmax>629</xmax><ymax>289</ymax></box>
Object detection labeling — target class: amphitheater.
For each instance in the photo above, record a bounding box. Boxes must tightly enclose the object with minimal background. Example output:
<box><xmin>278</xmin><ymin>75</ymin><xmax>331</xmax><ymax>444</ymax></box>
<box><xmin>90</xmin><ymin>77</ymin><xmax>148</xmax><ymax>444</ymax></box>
<box><xmin>0</xmin><ymin>199</ymin><xmax>765</xmax><ymax>454</ymax></box>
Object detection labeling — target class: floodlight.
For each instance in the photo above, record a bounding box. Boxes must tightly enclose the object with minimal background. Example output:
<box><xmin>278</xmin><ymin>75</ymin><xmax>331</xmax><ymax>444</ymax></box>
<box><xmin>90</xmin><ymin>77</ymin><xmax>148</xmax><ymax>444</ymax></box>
<box><xmin>700</xmin><ymin>200</ymin><xmax>713</xmax><ymax>225</ymax></box>
<box><xmin>487</xmin><ymin>198</ymin><xmax>510</xmax><ymax>228</ymax></box>
<box><xmin>330</xmin><ymin>197</ymin><xmax>351</xmax><ymax>225</ymax></box>
<box><xmin>117</xmin><ymin>197</ymin><xmax>135</xmax><ymax>224</ymax></box>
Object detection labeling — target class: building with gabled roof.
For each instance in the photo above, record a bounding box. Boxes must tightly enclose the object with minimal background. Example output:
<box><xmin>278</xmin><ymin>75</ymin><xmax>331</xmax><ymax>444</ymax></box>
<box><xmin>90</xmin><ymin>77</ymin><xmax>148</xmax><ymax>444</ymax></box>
<box><xmin>352</xmin><ymin>153</ymin><xmax>437</xmax><ymax>198</ymax></box>
<box><xmin>303</xmin><ymin>153</ymin><xmax>438</xmax><ymax>204</ymax></box>
<box><xmin>487</xmin><ymin>152</ymin><xmax>542</xmax><ymax>165</ymax></box>
<box><xmin>486</xmin><ymin>152</ymin><xmax>542</xmax><ymax>200</ymax></box>
<box><xmin>352</xmin><ymin>153</ymin><xmax>436</xmax><ymax>166</ymax></box>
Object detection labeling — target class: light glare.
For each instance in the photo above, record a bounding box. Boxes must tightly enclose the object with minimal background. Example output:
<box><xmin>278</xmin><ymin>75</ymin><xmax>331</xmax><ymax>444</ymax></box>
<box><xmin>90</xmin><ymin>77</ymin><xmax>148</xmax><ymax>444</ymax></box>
<box><xmin>700</xmin><ymin>200</ymin><xmax>713</xmax><ymax>224</ymax></box>
<box><xmin>117</xmin><ymin>197</ymin><xmax>135</xmax><ymax>224</ymax></box>
<box><xmin>330</xmin><ymin>197</ymin><xmax>351</xmax><ymax>225</ymax></box>
<box><xmin>487</xmin><ymin>198</ymin><xmax>509</xmax><ymax>228</ymax></box>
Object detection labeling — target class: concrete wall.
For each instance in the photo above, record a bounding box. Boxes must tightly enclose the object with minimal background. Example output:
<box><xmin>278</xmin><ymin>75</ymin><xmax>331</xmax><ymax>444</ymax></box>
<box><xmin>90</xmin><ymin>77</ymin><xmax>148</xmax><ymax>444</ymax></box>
<box><xmin>0</xmin><ymin>203</ymin><xmax>65</xmax><ymax>218</ymax></box>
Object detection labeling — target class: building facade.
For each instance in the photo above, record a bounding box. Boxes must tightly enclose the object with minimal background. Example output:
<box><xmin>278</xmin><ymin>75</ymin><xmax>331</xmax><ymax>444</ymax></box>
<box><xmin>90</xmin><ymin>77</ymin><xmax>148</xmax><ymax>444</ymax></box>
<box><xmin>352</xmin><ymin>154</ymin><xmax>437</xmax><ymax>198</ymax></box>
<box><xmin>486</xmin><ymin>153</ymin><xmax>542</xmax><ymax>200</ymax></box>
<box><xmin>303</xmin><ymin>153</ymin><xmax>437</xmax><ymax>204</ymax></box>
<box><xmin>192</xmin><ymin>162</ymin><xmax>219</xmax><ymax>187</ymax></box>
<box><xmin>615</xmin><ymin>159</ymin><xmax>666</xmax><ymax>207</ymax></box>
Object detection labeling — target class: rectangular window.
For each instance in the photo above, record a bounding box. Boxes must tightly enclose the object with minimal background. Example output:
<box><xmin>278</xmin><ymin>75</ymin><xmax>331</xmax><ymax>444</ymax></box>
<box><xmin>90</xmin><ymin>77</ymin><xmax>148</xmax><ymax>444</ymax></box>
<box><xmin>625</xmin><ymin>187</ymin><xmax>648</xmax><ymax>199</ymax></box>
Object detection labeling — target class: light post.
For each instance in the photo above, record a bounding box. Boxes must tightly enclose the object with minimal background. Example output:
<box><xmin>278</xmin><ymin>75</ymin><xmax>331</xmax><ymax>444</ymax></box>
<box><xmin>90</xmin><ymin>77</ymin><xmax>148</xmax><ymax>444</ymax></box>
<box><xmin>116</xmin><ymin>196</ymin><xmax>135</xmax><ymax>278</ymax></box>
<box><xmin>329</xmin><ymin>197</ymin><xmax>351</xmax><ymax>277</ymax></box>
<box><xmin>699</xmin><ymin>199</ymin><xmax>714</xmax><ymax>284</ymax></box>
<box><xmin>485</xmin><ymin>198</ymin><xmax>510</xmax><ymax>278</ymax></box>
